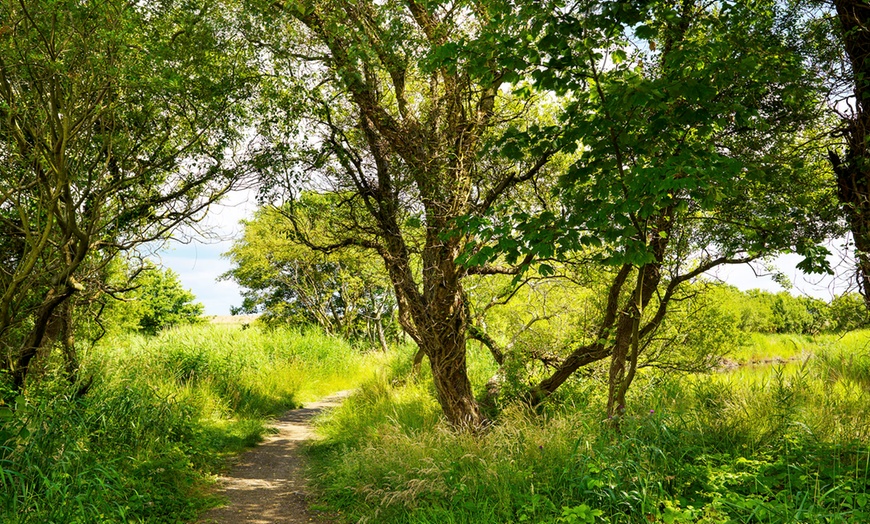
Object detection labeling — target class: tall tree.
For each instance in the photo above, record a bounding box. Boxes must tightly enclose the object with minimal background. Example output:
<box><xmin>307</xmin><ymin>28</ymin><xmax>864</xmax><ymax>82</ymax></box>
<box><xmin>823</xmin><ymin>1</ymin><xmax>870</xmax><ymax>310</ymax></box>
<box><xmin>0</xmin><ymin>0</ymin><xmax>251</xmax><ymax>389</ymax></box>
<box><xmin>246</xmin><ymin>0</ymin><xmax>551</xmax><ymax>427</ymax></box>
<box><xmin>470</xmin><ymin>0</ymin><xmax>840</xmax><ymax>418</ymax></box>
<box><xmin>222</xmin><ymin>198</ymin><xmax>397</xmax><ymax>348</ymax></box>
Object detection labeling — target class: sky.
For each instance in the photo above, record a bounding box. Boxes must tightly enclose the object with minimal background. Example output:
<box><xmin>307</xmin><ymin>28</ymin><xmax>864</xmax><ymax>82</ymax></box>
<box><xmin>155</xmin><ymin>189</ymin><xmax>259</xmax><ymax>316</ymax></box>
<box><xmin>157</xmin><ymin>189</ymin><xmax>856</xmax><ymax>316</ymax></box>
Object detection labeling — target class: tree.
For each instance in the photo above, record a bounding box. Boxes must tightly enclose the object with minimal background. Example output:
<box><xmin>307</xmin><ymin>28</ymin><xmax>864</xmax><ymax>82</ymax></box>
<box><xmin>222</xmin><ymin>197</ymin><xmax>397</xmax><ymax>349</ymax></box>
<box><xmin>469</xmin><ymin>0</ymin><xmax>840</xmax><ymax>419</ymax></box>
<box><xmin>0</xmin><ymin>0</ymin><xmax>252</xmax><ymax>389</ymax></box>
<box><xmin>819</xmin><ymin>1</ymin><xmax>870</xmax><ymax>312</ymax></box>
<box><xmin>120</xmin><ymin>264</ymin><xmax>205</xmax><ymax>336</ymax></box>
<box><xmin>245</xmin><ymin>0</ymin><xmax>552</xmax><ymax>427</ymax></box>
<box><xmin>829</xmin><ymin>292</ymin><xmax>870</xmax><ymax>331</ymax></box>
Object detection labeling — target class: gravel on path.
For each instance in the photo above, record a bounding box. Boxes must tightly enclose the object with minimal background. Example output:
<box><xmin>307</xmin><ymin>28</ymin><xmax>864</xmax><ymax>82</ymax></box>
<box><xmin>198</xmin><ymin>391</ymin><xmax>351</xmax><ymax>524</ymax></box>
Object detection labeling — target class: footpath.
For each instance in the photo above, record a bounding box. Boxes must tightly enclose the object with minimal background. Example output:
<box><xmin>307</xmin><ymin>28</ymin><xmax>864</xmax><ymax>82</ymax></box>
<box><xmin>198</xmin><ymin>391</ymin><xmax>352</xmax><ymax>524</ymax></box>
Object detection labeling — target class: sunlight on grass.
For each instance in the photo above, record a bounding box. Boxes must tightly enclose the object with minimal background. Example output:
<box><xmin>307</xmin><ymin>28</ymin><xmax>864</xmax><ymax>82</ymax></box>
<box><xmin>0</xmin><ymin>324</ymin><xmax>380</xmax><ymax>523</ymax></box>
<box><xmin>307</xmin><ymin>330</ymin><xmax>870</xmax><ymax>524</ymax></box>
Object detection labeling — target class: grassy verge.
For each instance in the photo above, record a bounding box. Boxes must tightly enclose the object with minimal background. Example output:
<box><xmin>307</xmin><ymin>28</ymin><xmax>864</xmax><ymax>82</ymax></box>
<box><xmin>0</xmin><ymin>324</ymin><xmax>379</xmax><ymax>523</ymax></box>
<box><xmin>308</xmin><ymin>331</ymin><xmax>870</xmax><ymax>523</ymax></box>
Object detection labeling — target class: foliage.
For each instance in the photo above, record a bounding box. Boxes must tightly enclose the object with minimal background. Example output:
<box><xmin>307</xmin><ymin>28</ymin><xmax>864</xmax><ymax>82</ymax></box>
<box><xmin>459</xmin><ymin>0</ymin><xmax>842</xmax><ymax>417</ymax></box>
<box><xmin>0</xmin><ymin>0</ymin><xmax>252</xmax><ymax>389</ymax></box>
<box><xmin>830</xmin><ymin>292</ymin><xmax>870</xmax><ymax>332</ymax></box>
<box><xmin>0</xmin><ymin>324</ymin><xmax>377</xmax><ymax>523</ymax></box>
<box><xmin>638</xmin><ymin>282</ymin><xmax>746</xmax><ymax>371</ymax></box>
<box><xmin>712</xmin><ymin>286</ymin><xmax>869</xmax><ymax>335</ymax></box>
<box><xmin>222</xmin><ymin>199</ymin><xmax>397</xmax><ymax>345</ymax></box>
<box><xmin>117</xmin><ymin>263</ymin><xmax>205</xmax><ymax>336</ymax></box>
<box><xmin>308</xmin><ymin>331</ymin><xmax>870</xmax><ymax>524</ymax></box>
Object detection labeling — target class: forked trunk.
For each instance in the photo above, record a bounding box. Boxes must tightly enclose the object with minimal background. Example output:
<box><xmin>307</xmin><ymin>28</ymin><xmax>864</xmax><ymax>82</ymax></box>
<box><xmin>606</xmin><ymin>265</ymin><xmax>649</xmax><ymax>422</ymax></box>
<box><xmin>606</xmin><ymin>311</ymin><xmax>638</xmax><ymax>421</ymax></box>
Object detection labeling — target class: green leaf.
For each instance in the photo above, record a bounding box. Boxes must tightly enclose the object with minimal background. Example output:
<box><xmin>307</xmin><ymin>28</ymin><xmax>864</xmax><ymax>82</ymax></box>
<box><xmin>612</xmin><ymin>49</ymin><xmax>627</xmax><ymax>64</ymax></box>
<box><xmin>634</xmin><ymin>24</ymin><xmax>657</xmax><ymax>40</ymax></box>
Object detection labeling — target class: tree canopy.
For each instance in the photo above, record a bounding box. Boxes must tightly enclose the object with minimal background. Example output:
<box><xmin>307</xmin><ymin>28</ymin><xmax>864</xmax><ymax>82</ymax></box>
<box><xmin>217</xmin><ymin>0</ymin><xmax>848</xmax><ymax>428</ymax></box>
<box><xmin>0</xmin><ymin>0</ymin><xmax>252</xmax><ymax>389</ymax></box>
<box><xmin>222</xmin><ymin>197</ymin><xmax>397</xmax><ymax>348</ymax></box>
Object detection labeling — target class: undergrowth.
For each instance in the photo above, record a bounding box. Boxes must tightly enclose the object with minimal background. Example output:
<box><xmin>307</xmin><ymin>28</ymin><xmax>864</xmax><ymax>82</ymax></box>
<box><xmin>308</xmin><ymin>331</ymin><xmax>870</xmax><ymax>523</ymax></box>
<box><xmin>0</xmin><ymin>324</ymin><xmax>377</xmax><ymax>523</ymax></box>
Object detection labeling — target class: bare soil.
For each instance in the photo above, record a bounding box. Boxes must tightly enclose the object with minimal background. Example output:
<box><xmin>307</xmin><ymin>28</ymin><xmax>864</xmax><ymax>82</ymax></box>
<box><xmin>197</xmin><ymin>391</ymin><xmax>351</xmax><ymax>524</ymax></box>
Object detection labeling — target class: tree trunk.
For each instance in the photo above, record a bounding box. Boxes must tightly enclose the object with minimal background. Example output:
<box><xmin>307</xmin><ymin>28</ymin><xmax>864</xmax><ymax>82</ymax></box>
<box><xmin>371</xmin><ymin>296</ymin><xmax>389</xmax><ymax>352</ymax></box>
<box><xmin>12</xmin><ymin>286</ymin><xmax>76</xmax><ymax>390</ymax></box>
<box><xmin>605</xmin><ymin>306</ymin><xmax>639</xmax><ymax>421</ymax></box>
<box><xmin>418</xmin><ymin>233</ymin><xmax>484</xmax><ymax>428</ymax></box>
<box><xmin>59</xmin><ymin>300</ymin><xmax>80</xmax><ymax>384</ymax></box>
<box><xmin>412</xmin><ymin>345</ymin><xmax>426</xmax><ymax>373</ymax></box>
<box><xmin>424</xmin><ymin>337</ymin><xmax>482</xmax><ymax>428</ymax></box>
<box><xmin>832</xmin><ymin>1</ymin><xmax>870</xmax><ymax>310</ymax></box>
<box><xmin>376</xmin><ymin>314</ymin><xmax>389</xmax><ymax>353</ymax></box>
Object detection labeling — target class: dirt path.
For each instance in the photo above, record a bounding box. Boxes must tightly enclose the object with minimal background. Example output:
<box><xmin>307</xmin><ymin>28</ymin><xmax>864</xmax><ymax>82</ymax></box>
<box><xmin>198</xmin><ymin>391</ymin><xmax>351</xmax><ymax>524</ymax></box>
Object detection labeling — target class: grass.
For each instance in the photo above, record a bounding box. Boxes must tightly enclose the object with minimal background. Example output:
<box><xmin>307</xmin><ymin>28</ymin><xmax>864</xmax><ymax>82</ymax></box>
<box><xmin>307</xmin><ymin>330</ymin><xmax>870</xmax><ymax>523</ymax></box>
<box><xmin>6</xmin><ymin>324</ymin><xmax>870</xmax><ymax>523</ymax></box>
<box><xmin>727</xmin><ymin>330</ymin><xmax>870</xmax><ymax>365</ymax></box>
<box><xmin>0</xmin><ymin>323</ymin><xmax>380</xmax><ymax>523</ymax></box>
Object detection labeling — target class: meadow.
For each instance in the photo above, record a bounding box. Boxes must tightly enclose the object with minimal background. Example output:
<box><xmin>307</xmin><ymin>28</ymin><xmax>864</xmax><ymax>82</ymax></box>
<box><xmin>308</xmin><ymin>331</ymin><xmax>870</xmax><ymax>524</ymax></box>
<box><xmin>0</xmin><ymin>324</ymin><xmax>381</xmax><ymax>523</ymax></box>
<box><xmin>2</xmin><ymin>323</ymin><xmax>870</xmax><ymax>523</ymax></box>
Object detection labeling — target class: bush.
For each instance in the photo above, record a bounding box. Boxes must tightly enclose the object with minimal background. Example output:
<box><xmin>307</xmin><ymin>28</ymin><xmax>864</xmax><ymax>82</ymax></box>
<box><xmin>732</xmin><ymin>288</ymin><xmax>834</xmax><ymax>335</ymax></box>
<box><xmin>829</xmin><ymin>293</ymin><xmax>870</xmax><ymax>333</ymax></box>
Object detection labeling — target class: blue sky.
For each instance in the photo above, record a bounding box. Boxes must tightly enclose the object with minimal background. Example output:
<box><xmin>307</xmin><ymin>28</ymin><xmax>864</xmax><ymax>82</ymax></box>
<box><xmin>158</xmin><ymin>189</ymin><xmax>856</xmax><ymax>316</ymax></box>
<box><xmin>157</xmin><ymin>240</ymin><xmax>244</xmax><ymax>316</ymax></box>
<box><xmin>156</xmin><ymin>189</ymin><xmax>257</xmax><ymax>316</ymax></box>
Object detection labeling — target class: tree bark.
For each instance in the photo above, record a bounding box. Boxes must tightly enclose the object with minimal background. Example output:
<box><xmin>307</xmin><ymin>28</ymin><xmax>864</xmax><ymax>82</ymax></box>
<box><xmin>426</xmin><ymin>339</ymin><xmax>481</xmax><ymax>428</ymax></box>
<box><xmin>279</xmin><ymin>1</ymin><xmax>548</xmax><ymax>429</ymax></box>
<box><xmin>12</xmin><ymin>285</ymin><xmax>77</xmax><ymax>390</ymax></box>
<box><xmin>832</xmin><ymin>1</ymin><xmax>870</xmax><ymax>310</ymax></box>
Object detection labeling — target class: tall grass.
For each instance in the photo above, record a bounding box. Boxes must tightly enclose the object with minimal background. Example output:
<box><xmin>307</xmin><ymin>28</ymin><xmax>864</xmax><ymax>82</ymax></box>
<box><xmin>309</xmin><ymin>331</ymin><xmax>870</xmax><ymax>523</ymax></box>
<box><xmin>0</xmin><ymin>324</ymin><xmax>378</xmax><ymax>523</ymax></box>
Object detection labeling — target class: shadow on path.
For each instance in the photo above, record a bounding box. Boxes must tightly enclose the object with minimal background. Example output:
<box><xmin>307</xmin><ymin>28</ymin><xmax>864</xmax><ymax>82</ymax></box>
<box><xmin>197</xmin><ymin>391</ymin><xmax>352</xmax><ymax>524</ymax></box>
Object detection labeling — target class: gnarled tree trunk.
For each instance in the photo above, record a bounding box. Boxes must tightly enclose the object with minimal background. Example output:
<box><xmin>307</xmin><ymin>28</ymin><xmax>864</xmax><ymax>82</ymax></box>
<box><xmin>831</xmin><ymin>1</ymin><xmax>870</xmax><ymax>310</ymax></box>
<box><xmin>273</xmin><ymin>1</ymin><xmax>547</xmax><ymax>429</ymax></box>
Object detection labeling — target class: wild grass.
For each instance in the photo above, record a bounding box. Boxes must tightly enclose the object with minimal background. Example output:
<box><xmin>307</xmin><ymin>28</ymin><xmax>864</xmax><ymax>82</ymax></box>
<box><xmin>728</xmin><ymin>329</ymin><xmax>870</xmax><ymax>365</ymax></box>
<box><xmin>308</xmin><ymin>331</ymin><xmax>870</xmax><ymax>523</ymax></box>
<box><xmin>0</xmin><ymin>324</ymin><xmax>378</xmax><ymax>523</ymax></box>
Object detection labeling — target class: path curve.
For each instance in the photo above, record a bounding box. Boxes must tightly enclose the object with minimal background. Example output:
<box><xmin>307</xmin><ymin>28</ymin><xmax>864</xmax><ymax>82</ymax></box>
<box><xmin>198</xmin><ymin>391</ymin><xmax>352</xmax><ymax>524</ymax></box>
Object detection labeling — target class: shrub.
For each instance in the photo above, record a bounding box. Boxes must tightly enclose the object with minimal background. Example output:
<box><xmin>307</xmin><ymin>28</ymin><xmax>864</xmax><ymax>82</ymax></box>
<box><xmin>829</xmin><ymin>293</ymin><xmax>870</xmax><ymax>333</ymax></box>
